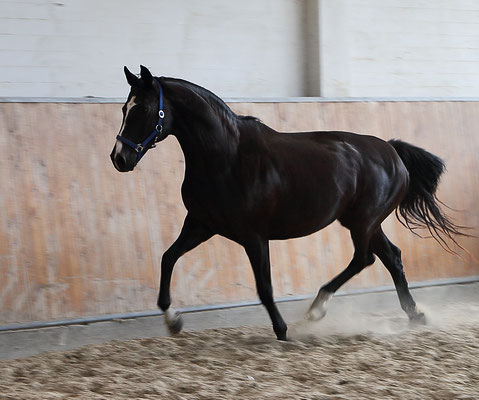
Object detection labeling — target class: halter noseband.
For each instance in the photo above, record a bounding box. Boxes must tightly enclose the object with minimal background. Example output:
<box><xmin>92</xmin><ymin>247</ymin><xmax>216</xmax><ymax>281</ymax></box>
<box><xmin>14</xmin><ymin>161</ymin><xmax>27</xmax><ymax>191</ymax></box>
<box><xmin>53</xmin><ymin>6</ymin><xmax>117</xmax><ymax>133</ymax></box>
<box><xmin>116</xmin><ymin>80</ymin><xmax>165</xmax><ymax>162</ymax></box>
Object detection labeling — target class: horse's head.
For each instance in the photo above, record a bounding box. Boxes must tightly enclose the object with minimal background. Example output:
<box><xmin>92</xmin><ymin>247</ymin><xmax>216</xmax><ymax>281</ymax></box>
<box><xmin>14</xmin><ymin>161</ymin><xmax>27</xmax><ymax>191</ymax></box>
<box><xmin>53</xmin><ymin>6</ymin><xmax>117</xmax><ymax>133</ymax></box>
<box><xmin>110</xmin><ymin>65</ymin><xmax>170</xmax><ymax>172</ymax></box>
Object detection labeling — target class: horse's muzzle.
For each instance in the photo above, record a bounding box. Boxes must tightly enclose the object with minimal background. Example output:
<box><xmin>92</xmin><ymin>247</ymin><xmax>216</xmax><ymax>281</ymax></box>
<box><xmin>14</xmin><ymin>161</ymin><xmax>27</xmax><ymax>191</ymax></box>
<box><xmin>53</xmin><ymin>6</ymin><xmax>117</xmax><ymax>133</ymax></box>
<box><xmin>110</xmin><ymin>148</ymin><xmax>134</xmax><ymax>172</ymax></box>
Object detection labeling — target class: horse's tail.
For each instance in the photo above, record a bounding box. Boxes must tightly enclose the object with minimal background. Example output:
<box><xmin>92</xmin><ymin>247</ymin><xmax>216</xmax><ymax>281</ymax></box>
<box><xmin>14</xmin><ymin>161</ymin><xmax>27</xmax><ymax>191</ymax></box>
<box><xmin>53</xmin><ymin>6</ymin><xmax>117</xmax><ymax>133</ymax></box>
<box><xmin>388</xmin><ymin>139</ymin><xmax>467</xmax><ymax>253</ymax></box>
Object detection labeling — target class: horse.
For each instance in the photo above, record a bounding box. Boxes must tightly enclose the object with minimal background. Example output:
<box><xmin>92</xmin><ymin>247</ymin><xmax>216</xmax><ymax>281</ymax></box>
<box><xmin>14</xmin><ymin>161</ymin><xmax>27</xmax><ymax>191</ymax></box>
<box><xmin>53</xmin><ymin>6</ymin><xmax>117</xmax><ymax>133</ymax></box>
<box><xmin>110</xmin><ymin>65</ymin><xmax>464</xmax><ymax>341</ymax></box>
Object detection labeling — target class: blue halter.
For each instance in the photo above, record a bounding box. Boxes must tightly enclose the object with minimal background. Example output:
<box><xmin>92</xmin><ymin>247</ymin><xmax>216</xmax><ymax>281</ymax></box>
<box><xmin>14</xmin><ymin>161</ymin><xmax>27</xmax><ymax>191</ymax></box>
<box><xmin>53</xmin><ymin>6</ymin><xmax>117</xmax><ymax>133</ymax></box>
<box><xmin>116</xmin><ymin>81</ymin><xmax>165</xmax><ymax>162</ymax></box>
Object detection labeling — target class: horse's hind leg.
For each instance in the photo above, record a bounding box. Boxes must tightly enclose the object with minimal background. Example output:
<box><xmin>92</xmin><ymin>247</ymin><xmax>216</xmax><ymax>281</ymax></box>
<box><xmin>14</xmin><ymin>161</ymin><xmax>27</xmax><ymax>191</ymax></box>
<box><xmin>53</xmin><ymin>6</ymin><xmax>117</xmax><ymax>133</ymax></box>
<box><xmin>244</xmin><ymin>237</ymin><xmax>288</xmax><ymax>341</ymax></box>
<box><xmin>306</xmin><ymin>230</ymin><xmax>376</xmax><ymax>321</ymax></box>
<box><xmin>370</xmin><ymin>228</ymin><xmax>426</xmax><ymax>324</ymax></box>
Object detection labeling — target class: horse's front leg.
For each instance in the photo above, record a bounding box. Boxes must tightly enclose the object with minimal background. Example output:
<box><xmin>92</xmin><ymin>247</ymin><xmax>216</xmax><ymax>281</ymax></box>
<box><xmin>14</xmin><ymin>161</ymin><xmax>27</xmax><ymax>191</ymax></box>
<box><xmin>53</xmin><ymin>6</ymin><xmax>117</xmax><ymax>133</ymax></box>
<box><xmin>244</xmin><ymin>237</ymin><xmax>288</xmax><ymax>341</ymax></box>
<box><xmin>157</xmin><ymin>215</ymin><xmax>213</xmax><ymax>334</ymax></box>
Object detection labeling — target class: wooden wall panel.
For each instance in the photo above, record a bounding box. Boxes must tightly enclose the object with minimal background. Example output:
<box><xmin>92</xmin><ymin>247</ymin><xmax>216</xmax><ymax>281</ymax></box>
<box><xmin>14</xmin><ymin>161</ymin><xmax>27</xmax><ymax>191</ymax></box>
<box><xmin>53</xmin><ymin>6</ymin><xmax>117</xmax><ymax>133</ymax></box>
<box><xmin>0</xmin><ymin>101</ymin><xmax>477</xmax><ymax>325</ymax></box>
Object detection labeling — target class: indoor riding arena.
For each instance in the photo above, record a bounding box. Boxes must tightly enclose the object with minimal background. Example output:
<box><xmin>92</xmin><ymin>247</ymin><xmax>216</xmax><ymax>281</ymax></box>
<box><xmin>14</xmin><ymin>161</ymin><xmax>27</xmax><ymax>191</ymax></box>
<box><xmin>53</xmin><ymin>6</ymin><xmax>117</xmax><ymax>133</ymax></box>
<box><xmin>1</xmin><ymin>1</ymin><xmax>479</xmax><ymax>399</ymax></box>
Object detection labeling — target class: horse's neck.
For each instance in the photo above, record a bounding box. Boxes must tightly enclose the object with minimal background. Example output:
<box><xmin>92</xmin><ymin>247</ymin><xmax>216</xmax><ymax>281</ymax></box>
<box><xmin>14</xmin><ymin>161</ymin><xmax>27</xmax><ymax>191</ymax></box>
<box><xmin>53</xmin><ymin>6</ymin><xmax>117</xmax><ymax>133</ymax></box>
<box><xmin>174</xmin><ymin>117</ymin><xmax>239</xmax><ymax>176</ymax></box>
<box><xmin>164</xmin><ymin>79</ymin><xmax>240</xmax><ymax>175</ymax></box>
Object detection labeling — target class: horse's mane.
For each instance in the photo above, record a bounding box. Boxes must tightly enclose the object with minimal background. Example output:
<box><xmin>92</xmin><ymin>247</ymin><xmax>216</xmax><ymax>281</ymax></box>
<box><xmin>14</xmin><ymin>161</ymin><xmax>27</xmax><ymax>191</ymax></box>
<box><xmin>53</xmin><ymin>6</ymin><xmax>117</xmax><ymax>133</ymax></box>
<box><xmin>162</xmin><ymin>77</ymin><xmax>259</xmax><ymax>127</ymax></box>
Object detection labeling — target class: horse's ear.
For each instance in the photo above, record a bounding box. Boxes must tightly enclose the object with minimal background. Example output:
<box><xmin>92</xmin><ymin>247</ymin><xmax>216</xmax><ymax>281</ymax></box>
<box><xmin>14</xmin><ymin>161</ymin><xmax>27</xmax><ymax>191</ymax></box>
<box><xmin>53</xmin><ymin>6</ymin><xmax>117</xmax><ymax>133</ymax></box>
<box><xmin>124</xmin><ymin>66</ymin><xmax>139</xmax><ymax>87</ymax></box>
<box><xmin>140</xmin><ymin>65</ymin><xmax>153</xmax><ymax>87</ymax></box>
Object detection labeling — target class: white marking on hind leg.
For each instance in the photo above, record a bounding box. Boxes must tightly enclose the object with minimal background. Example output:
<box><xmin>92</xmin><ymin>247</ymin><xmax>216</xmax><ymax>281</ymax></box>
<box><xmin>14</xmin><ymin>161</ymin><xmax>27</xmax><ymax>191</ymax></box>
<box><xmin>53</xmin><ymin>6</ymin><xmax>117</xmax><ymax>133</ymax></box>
<box><xmin>306</xmin><ymin>290</ymin><xmax>333</xmax><ymax>321</ymax></box>
<box><xmin>164</xmin><ymin>307</ymin><xmax>184</xmax><ymax>335</ymax></box>
<box><xmin>165</xmin><ymin>307</ymin><xmax>180</xmax><ymax>326</ymax></box>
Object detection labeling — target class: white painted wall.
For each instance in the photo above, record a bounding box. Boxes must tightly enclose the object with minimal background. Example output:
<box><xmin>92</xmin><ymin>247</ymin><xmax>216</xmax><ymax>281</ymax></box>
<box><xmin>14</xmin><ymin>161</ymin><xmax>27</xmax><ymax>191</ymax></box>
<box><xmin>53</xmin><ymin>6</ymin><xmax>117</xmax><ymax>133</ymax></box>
<box><xmin>0</xmin><ymin>0</ymin><xmax>307</xmax><ymax>98</ymax></box>
<box><xmin>320</xmin><ymin>0</ymin><xmax>479</xmax><ymax>97</ymax></box>
<box><xmin>1</xmin><ymin>0</ymin><xmax>479</xmax><ymax>99</ymax></box>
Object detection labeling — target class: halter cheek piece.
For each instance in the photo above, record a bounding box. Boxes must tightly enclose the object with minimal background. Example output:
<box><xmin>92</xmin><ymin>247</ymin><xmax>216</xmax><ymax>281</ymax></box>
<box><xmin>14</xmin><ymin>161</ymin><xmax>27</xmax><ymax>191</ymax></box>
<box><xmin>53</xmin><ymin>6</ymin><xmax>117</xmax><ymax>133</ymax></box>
<box><xmin>116</xmin><ymin>80</ymin><xmax>165</xmax><ymax>162</ymax></box>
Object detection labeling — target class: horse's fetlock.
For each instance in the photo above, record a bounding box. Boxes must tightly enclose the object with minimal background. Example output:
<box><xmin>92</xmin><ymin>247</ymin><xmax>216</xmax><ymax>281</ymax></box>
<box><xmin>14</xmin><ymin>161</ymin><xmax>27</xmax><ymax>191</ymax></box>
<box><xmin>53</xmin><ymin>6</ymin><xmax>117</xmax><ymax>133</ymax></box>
<box><xmin>157</xmin><ymin>300</ymin><xmax>170</xmax><ymax>312</ymax></box>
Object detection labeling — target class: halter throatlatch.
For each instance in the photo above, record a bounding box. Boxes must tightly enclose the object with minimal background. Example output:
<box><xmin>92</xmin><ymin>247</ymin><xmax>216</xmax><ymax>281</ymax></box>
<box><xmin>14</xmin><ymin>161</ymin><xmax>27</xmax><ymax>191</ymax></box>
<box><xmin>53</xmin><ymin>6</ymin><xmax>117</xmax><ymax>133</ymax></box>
<box><xmin>116</xmin><ymin>80</ymin><xmax>164</xmax><ymax>162</ymax></box>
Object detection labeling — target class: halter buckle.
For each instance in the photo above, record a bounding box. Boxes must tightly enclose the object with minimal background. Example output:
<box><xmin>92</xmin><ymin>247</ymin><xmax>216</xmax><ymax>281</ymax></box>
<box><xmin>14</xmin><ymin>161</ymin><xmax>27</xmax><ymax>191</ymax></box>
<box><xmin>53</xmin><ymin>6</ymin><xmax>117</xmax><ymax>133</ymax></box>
<box><xmin>135</xmin><ymin>144</ymin><xmax>144</xmax><ymax>153</ymax></box>
<box><xmin>159</xmin><ymin>110</ymin><xmax>165</xmax><ymax>119</ymax></box>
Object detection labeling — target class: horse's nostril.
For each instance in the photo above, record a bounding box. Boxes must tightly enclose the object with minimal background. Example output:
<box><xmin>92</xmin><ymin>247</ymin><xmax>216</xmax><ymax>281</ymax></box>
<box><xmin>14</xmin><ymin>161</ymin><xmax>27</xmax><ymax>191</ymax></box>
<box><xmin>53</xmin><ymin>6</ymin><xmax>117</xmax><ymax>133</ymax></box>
<box><xmin>114</xmin><ymin>153</ymin><xmax>128</xmax><ymax>171</ymax></box>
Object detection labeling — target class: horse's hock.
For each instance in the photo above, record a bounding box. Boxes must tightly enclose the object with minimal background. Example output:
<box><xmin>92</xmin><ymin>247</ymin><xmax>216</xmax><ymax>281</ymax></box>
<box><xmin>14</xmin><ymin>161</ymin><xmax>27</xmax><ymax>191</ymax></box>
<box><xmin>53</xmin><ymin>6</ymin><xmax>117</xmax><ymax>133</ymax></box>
<box><xmin>0</xmin><ymin>100</ymin><xmax>478</xmax><ymax>326</ymax></box>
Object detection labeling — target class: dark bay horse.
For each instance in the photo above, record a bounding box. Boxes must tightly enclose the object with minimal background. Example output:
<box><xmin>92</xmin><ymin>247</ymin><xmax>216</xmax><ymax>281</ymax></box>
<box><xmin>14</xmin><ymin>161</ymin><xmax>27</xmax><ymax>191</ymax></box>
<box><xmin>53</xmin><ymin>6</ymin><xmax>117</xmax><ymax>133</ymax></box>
<box><xmin>110</xmin><ymin>66</ymin><xmax>464</xmax><ymax>341</ymax></box>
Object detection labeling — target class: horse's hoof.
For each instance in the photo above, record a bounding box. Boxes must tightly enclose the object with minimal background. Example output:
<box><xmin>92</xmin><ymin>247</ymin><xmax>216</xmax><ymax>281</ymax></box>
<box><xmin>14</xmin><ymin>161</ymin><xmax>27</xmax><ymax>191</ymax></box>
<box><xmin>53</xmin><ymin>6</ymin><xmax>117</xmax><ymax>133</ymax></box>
<box><xmin>305</xmin><ymin>291</ymin><xmax>332</xmax><ymax>321</ymax></box>
<box><xmin>167</xmin><ymin>314</ymin><xmax>184</xmax><ymax>334</ymax></box>
<box><xmin>409</xmin><ymin>312</ymin><xmax>426</xmax><ymax>325</ymax></box>
<box><xmin>274</xmin><ymin>324</ymin><xmax>288</xmax><ymax>341</ymax></box>
<box><xmin>165</xmin><ymin>310</ymin><xmax>184</xmax><ymax>335</ymax></box>
<box><xmin>276</xmin><ymin>333</ymin><xmax>288</xmax><ymax>341</ymax></box>
<box><xmin>305</xmin><ymin>307</ymin><xmax>326</xmax><ymax>322</ymax></box>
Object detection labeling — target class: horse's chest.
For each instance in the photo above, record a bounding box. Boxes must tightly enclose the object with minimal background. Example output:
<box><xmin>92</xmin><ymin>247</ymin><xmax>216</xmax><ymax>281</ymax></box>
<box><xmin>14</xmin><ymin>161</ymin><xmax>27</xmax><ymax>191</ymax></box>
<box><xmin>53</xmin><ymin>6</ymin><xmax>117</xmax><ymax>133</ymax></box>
<box><xmin>181</xmin><ymin>178</ymin><xmax>243</xmax><ymax>226</ymax></box>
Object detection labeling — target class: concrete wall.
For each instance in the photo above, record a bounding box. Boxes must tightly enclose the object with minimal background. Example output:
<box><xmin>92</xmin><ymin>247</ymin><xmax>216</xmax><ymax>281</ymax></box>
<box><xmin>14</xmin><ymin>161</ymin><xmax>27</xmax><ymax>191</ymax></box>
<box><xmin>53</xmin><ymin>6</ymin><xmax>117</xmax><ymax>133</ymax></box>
<box><xmin>2</xmin><ymin>0</ymin><xmax>479</xmax><ymax>99</ymax></box>
<box><xmin>320</xmin><ymin>0</ymin><xmax>479</xmax><ymax>97</ymax></box>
